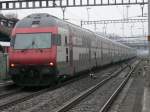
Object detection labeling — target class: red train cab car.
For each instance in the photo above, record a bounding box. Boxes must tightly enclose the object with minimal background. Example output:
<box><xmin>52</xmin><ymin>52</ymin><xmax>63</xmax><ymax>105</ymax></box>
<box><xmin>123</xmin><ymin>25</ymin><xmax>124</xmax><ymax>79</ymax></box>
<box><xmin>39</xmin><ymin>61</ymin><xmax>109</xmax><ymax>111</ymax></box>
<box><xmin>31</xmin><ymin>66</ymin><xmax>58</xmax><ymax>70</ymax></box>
<box><xmin>9</xmin><ymin>14</ymin><xmax>61</xmax><ymax>86</ymax></box>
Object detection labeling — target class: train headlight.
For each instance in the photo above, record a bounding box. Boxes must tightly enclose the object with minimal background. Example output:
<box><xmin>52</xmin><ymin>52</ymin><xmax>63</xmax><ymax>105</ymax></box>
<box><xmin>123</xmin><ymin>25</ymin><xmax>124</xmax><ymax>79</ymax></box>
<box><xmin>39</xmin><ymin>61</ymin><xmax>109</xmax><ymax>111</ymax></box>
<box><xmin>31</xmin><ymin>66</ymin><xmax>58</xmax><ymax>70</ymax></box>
<box><xmin>49</xmin><ymin>62</ymin><xmax>54</xmax><ymax>66</ymax></box>
<box><xmin>10</xmin><ymin>64</ymin><xmax>15</xmax><ymax>67</ymax></box>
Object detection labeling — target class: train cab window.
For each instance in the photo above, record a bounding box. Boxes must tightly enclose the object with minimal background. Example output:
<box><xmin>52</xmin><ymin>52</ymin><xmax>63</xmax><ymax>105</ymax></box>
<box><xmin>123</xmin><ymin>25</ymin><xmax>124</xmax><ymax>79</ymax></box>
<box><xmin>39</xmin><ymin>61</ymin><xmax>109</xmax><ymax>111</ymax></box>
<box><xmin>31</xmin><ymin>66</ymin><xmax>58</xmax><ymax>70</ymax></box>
<box><xmin>14</xmin><ymin>33</ymin><xmax>51</xmax><ymax>49</ymax></box>
<box><xmin>56</xmin><ymin>35</ymin><xmax>61</xmax><ymax>45</ymax></box>
<box><xmin>10</xmin><ymin>37</ymin><xmax>15</xmax><ymax>47</ymax></box>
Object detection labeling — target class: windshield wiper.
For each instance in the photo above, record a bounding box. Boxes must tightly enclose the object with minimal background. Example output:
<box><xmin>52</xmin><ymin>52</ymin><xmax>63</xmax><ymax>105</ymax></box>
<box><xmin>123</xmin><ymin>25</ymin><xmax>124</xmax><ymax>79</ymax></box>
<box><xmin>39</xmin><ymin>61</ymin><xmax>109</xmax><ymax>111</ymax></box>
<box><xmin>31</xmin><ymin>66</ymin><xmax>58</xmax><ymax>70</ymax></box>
<box><xmin>32</xmin><ymin>40</ymin><xmax>43</xmax><ymax>52</ymax></box>
<box><xmin>21</xmin><ymin>40</ymin><xmax>35</xmax><ymax>52</ymax></box>
<box><xmin>21</xmin><ymin>39</ymin><xmax>43</xmax><ymax>52</ymax></box>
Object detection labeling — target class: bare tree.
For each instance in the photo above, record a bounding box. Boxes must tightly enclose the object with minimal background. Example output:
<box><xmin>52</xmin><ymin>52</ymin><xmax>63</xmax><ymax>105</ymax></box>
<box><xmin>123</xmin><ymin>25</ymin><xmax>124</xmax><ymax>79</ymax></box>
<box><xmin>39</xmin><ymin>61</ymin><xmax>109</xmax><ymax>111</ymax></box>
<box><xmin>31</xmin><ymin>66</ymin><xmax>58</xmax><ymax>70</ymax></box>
<box><xmin>5</xmin><ymin>13</ymin><xmax>18</xmax><ymax>19</ymax></box>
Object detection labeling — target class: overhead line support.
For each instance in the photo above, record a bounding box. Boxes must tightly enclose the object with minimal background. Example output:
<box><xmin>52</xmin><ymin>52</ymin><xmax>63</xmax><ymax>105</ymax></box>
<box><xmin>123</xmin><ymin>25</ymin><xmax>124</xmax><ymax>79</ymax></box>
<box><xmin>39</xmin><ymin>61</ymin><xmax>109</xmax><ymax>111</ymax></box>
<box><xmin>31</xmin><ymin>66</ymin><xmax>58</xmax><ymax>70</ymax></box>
<box><xmin>0</xmin><ymin>0</ymin><xmax>148</xmax><ymax>10</ymax></box>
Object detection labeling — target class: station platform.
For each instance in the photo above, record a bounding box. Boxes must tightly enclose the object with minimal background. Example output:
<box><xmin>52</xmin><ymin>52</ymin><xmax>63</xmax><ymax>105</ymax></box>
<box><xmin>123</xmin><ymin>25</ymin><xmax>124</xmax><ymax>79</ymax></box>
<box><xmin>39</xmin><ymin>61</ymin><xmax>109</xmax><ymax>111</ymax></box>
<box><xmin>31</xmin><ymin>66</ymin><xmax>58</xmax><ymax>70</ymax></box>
<box><xmin>142</xmin><ymin>87</ymin><xmax>150</xmax><ymax>112</ymax></box>
<box><xmin>142</xmin><ymin>60</ymin><xmax>150</xmax><ymax>112</ymax></box>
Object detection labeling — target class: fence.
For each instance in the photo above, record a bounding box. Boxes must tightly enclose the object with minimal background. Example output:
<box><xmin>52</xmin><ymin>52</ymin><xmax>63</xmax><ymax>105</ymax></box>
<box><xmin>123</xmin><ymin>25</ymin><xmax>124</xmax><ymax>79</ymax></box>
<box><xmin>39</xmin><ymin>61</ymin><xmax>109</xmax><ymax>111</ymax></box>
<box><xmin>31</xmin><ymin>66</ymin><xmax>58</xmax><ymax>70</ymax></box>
<box><xmin>0</xmin><ymin>53</ymin><xmax>9</xmax><ymax>81</ymax></box>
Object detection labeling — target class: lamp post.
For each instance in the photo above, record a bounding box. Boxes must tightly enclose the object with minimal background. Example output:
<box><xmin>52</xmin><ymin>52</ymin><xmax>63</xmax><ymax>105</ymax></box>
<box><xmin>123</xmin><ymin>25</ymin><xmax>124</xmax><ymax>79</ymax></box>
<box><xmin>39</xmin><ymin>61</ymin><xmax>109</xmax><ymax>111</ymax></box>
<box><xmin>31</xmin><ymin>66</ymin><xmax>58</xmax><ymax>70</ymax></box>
<box><xmin>126</xmin><ymin>5</ymin><xmax>130</xmax><ymax>19</ymax></box>
<box><xmin>130</xmin><ymin>24</ymin><xmax>134</xmax><ymax>36</ymax></box>
<box><xmin>86</xmin><ymin>7</ymin><xmax>91</xmax><ymax>21</ymax></box>
<box><xmin>140</xmin><ymin>3</ymin><xmax>144</xmax><ymax>17</ymax></box>
<box><xmin>103</xmin><ymin>23</ymin><xmax>107</xmax><ymax>34</ymax></box>
<box><xmin>61</xmin><ymin>7</ymin><xmax>66</xmax><ymax>20</ymax></box>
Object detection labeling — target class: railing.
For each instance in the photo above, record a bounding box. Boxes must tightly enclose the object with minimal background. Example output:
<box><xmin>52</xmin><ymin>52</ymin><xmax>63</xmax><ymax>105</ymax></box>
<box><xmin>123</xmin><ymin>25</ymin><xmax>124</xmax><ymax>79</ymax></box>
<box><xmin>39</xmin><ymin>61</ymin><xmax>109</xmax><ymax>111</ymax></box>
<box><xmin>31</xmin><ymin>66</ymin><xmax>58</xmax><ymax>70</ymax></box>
<box><xmin>81</xmin><ymin>19</ymin><xmax>148</xmax><ymax>27</ymax></box>
<box><xmin>0</xmin><ymin>0</ymin><xmax>148</xmax><ymax>10</ymax></box>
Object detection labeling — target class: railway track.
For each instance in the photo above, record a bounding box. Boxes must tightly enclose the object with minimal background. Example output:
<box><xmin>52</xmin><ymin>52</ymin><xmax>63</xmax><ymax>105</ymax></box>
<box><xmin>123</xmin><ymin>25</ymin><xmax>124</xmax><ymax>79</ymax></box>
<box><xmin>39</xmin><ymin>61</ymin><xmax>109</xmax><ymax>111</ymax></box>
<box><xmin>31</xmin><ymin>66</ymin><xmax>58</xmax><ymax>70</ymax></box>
<box><xmin>0</xmin><ymin>81</ymin><xmax>22</xmax><ymax>100</ymax></box>
<box><xmin>99</xmin><ymin>62</ymin><xmax>139</xmax><ymax>112</ymax></box>
<box><xmin>0</xmin><ymin>87</ymin><xmax>53</xmax><ymax>110</ymax></box>
<box><xmin>0</xmin><ymin>81</ymin><xmax>14</xmax><ymax>87</ymax></box>
<box><xmin>0</xmin><ymin>60</ymin><xmax>136</xmax><ymax>111</ymax></box>
<box><xmin>0</xmin><ymin>88</ymin><xmax>22</xmax><ymax>100</ymax></box>
<box><xmin>53</xmin><ymin>60</ymin><xmax>139</xmax><ymax>112</ymax></box>
<box><xmin>0</xmin><ymin>72</ymin><xmax>115</xmax><ymax>111</ymax></box>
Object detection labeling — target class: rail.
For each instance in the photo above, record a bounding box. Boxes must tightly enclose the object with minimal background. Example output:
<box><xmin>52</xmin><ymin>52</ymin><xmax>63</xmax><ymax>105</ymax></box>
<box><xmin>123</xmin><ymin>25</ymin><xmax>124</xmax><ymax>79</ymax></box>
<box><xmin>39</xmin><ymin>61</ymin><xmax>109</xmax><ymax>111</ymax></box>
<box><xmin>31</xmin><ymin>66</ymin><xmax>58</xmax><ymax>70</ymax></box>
<box><xmin>53</xmin><ymin>60</ymin><xmax>138</xmax><ymax>112</ymax></box>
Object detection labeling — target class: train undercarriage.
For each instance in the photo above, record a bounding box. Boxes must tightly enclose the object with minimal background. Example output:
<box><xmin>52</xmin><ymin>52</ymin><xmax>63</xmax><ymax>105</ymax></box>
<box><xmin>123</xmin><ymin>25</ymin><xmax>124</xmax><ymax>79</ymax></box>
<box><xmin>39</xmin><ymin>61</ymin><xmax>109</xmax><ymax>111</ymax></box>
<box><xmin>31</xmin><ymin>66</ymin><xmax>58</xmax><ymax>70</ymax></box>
<box><xmin>9</xmin><ymin>66</ymin><xmax>58</xmax><ymax>86</ymax></box>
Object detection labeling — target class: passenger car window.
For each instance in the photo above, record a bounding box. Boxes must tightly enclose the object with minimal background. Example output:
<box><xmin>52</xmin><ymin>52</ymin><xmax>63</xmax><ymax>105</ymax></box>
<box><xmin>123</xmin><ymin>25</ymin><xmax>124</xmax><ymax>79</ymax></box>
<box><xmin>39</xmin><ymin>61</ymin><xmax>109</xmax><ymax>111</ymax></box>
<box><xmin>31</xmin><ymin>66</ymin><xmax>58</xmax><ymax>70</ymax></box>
<box><xmin>52</xmin><ymin>34</ymin><xmax>61</xmax><ymax>46</ymax></box>
<box><xmin>65</xmin><ymin>36</ymin><xmax>68</xmax><ymax>45</ymax></box>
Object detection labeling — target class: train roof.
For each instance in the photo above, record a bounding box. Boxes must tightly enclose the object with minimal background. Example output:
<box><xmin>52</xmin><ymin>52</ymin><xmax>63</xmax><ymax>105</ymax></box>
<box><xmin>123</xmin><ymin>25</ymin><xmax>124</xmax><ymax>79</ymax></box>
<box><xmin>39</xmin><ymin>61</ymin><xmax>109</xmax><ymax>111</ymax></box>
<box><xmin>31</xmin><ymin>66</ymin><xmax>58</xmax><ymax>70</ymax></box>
<box><xmin>15</xmin><ymin>13</ymin><xmax>57</xmax><ymax>28</ymax></box>
<box><xmin>16</xmin><ymin>13</ymin><xmax>134</xmax><ymax>50</ymax></box>
<box><xmin>95</xmin><ymin>33</ymin><xmax>133</xmax><ymax>49</ymax></box>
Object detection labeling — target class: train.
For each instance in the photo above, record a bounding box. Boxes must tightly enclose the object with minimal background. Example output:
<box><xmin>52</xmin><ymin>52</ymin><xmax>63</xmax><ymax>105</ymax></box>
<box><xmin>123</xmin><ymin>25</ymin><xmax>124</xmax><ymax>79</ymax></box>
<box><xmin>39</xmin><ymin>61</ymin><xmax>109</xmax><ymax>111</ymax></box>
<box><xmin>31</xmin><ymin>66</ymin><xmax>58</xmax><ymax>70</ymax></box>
<box><xmin>9</xmin><ymin>13</ymin><xmax>136</xmax><ymax>86</ymax></box>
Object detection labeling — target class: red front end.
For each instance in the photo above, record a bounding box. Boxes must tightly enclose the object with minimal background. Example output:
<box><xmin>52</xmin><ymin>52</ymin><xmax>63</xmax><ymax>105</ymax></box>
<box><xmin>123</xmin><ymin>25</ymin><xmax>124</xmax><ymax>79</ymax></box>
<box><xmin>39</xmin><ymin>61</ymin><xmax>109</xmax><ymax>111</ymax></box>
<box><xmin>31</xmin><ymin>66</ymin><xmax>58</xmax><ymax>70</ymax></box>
<box><xmin>9</xmin><ymin>27</ymin><xmax>58</xmax><ymax>86</ymax></box>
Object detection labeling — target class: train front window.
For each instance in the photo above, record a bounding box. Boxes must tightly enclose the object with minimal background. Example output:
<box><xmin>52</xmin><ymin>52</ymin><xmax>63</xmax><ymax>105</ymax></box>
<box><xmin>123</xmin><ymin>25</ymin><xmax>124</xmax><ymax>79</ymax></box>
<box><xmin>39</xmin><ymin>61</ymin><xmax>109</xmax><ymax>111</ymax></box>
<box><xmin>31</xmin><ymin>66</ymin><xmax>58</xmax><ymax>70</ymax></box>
<box><xmin>14</xmin><ymin>33</ymin><xmax>51</xmax><ymax>49</ymax></box>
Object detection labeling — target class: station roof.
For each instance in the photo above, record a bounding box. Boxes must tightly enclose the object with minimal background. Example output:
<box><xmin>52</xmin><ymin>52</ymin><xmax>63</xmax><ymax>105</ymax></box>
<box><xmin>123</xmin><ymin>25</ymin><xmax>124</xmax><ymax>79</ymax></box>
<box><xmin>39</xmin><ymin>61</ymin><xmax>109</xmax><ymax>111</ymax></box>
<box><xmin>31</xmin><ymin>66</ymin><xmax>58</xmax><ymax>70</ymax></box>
<box><xmin>0</xmin><ymin>14</ymin><xmax>18</xmax><ymax>42</ymax></box>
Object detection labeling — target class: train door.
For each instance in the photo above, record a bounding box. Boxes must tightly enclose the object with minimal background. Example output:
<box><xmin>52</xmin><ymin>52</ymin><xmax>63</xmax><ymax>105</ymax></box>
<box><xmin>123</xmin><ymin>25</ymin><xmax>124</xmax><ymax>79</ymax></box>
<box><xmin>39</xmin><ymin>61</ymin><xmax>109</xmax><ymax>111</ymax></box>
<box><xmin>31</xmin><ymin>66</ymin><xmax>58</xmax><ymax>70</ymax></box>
<box><xmin>97</xmin><ymin>40</ymin><xmax>101</xmax><ymax>66</ymax></box>
<box><xmin>57</xmin><ymin>27</ymin><xmax>71</xmax><ymax>75</ymax></box>
<box><xmin>88</xmin><ymin>38</ymin><xmax>92</xmax><ymax>69</ymax></box>
<box><xmin>109</xmin><ymin>43</ymin><xmax>112</xmax><ymax>63</ymax></box>
<box><xmin>94</xmin><ymin>38</ymin><xmax>97</xmax><ymax>67</ymax></box>
<box><xmin>65</xmin><ymin>34</ymin><xmax>73</xmax><ymax>66</ymax></box>
<box><xmin>65</xmin><ymin>36</ymin><xmax>69</xmax><ymax>64</ymax></box>
<box><xmin>68</xmin><ymin>34</ymin><xmax>73</xmax><ymax>66</ymax></box>
<box><xmin>68</xmin><ymin>26</ymin><xmax>74</xmax><ymax>74</ymax></box>
<box><xmin>94</xmin><ymin>51</ymin><xmax>97</xmax><ymax>67</ymax></box>
<box><xmin>57</xmin><ymin>26</ymin><xmax>73</xmax><ymax>75</ymax></box>
<box><xmin>101</xmin><ymin>40</ymin><xmax>103</xmax><ymax>65</ymax></box>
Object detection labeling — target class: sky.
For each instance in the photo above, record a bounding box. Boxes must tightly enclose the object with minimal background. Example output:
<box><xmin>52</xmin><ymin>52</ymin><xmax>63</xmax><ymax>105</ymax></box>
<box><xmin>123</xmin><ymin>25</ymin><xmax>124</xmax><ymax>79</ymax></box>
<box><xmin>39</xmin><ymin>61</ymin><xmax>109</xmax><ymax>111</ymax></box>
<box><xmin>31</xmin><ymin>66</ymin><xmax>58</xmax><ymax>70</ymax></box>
<box><xmin>1</xmin><ymin>3</ymin><xmax>148</xmax><ymax>40</ymax></box>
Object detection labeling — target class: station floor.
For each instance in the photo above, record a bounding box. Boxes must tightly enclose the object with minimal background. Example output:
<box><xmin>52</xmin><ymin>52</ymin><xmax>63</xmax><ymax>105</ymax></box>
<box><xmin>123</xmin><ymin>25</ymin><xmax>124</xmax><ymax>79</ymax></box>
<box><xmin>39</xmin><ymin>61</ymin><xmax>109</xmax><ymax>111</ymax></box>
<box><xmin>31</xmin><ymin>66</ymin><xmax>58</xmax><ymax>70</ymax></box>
<box><xmin>142</xmin><ymin>87</ymin><xmax>150</xmax><ymax>112</ymax></box>
<box><xmin>142</xmin><ymin>60</ymin><xmax>150</xmax><ymax>112</ymax></box>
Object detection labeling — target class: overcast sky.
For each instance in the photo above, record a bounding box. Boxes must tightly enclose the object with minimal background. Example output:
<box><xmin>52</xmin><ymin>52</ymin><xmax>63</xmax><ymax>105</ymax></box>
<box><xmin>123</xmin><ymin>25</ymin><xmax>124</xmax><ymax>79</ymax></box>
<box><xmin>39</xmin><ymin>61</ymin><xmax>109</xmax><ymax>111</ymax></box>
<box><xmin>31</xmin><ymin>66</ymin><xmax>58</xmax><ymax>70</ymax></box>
<box><xmin>1</xmin><ymin>4</ymin><xmax>148</xmax><ymax>39</ymax></box>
